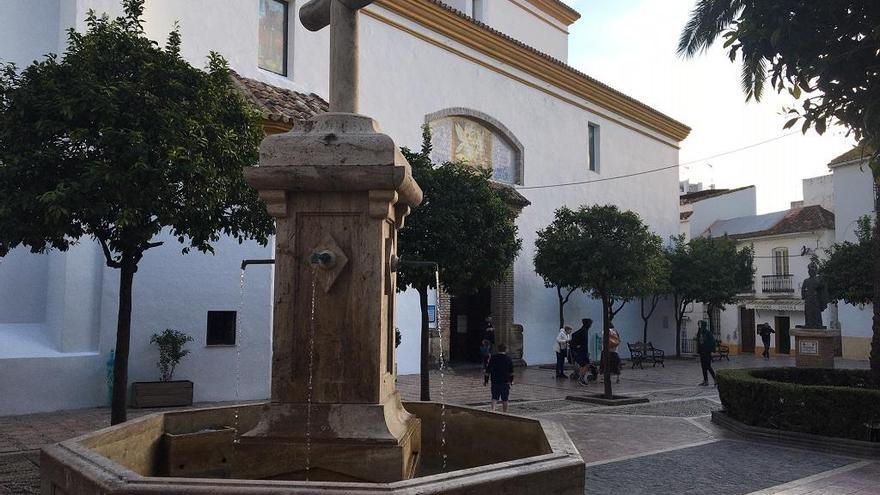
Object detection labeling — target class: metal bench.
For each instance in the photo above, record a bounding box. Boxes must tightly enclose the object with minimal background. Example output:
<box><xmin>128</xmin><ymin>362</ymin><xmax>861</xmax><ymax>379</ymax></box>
<box><xmin>713</xmin><ymin>342</ymin><xmax>730</xmax><ymax>361</ymax></box>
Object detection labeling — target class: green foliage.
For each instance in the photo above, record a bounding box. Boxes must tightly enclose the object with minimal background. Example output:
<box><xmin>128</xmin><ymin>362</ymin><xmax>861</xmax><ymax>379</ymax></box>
<box><xmin>535</xmin><ymin>207</ymin><xmax>583</xmax><ymax>295</ymax></box>
<box><xmin>535</xmin><ymin>207</ymin><xmax>585</xmax><ymax>327</ymax></box>
<box><xmin>717</xmin><ymin>368</ymin><xmax>880</xmax><ymax>442</ymax></box>
<box><xmin>820</xmin><ymin>216</ymin><xmax>874</xmax><ymax>306</ymax></box>
<box><xmin>0</xmin><ymin>0</ymin><xmax>273</xmax><ymax>423</ymax></box>
<box><xmin>397</xmin><ymin>127</ymin><xmax>522</xmax><ymax>295</ymax></box>
<box><xmin>150</xmin><ymin>329</ymin><xmax>194</xmax><ymax>382</ymax></box>
<box><xmin>678</xmin><ymin>0</ymin><xmax>880</xmax><ymax>172</ymax></box>
<box><xmin>557</xmin><ymin>205</ymin><xmax>665</xmax><ymax>304</ymax></box>
<box><xmin>0</xmin><ymin>0</ymin><xmax>273</xmax><ymax>262</ymax></box>
<box><xmin>688</xmin><ymin>236</ymin><xmax>754</xmax><ymax>310</ymax></box>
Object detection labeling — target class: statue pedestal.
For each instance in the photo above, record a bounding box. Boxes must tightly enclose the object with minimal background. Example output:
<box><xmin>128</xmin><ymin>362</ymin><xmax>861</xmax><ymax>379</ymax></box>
<box><xmin>791</xmin><ymin>328</ymin><xmax>840</xmax><ymax>369</ymax></box>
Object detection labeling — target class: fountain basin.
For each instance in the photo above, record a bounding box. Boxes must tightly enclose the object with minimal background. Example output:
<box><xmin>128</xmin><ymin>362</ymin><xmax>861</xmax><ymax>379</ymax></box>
<box><xmin>40</xmin><ymin>402</ymin><xmax>584</xmax><ymax>494</ymax></box>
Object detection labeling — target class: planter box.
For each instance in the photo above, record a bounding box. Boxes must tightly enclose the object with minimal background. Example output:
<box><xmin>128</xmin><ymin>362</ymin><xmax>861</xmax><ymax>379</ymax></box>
<box><xmin>130</xmin><ymin>380</ymin><xmax>193</xmax><ymax>408</ymax></box>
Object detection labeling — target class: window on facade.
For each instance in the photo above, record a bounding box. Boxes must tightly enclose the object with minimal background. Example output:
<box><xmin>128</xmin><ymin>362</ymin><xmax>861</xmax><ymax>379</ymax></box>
<box><xmin>772</xmin><ymin>248</ymin><xmax>790</xmax><ymax>276</ymax></box>
<box><xmin>258</xmin><ymin>0</ymin><xmax>289</xmax><ymax>76</ymax></box>
<box><xmin>588</xmin><ymin>123</ymin><xmax>600</xmax><ymax>172</ymax></box>
<box><xmin>206</xmin><ymin>311</ymin><xmax>237</xmax><ymax>346</ymax></box>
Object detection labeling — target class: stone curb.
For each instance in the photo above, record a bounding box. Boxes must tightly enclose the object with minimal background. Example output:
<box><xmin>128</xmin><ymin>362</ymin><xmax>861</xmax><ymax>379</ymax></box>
<box><xmin>711</xmin><ymin>411</ymin><xmax>880</xmax><ymax>459</ymax></box>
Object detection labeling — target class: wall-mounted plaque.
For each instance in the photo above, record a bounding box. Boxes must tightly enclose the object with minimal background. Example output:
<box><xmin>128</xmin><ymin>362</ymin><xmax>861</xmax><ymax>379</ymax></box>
<box><xmin>799</xmin><ymin>339</ymin><xmax>819</xmax><ymax>356</ymax></box>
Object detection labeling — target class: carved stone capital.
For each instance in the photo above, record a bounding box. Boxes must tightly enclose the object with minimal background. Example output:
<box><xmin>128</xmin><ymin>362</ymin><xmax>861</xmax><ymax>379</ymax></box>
<box><xmin>368</xmin><ymin>190</ymin><xmax>398</xmax><ymax>220</ymax></box>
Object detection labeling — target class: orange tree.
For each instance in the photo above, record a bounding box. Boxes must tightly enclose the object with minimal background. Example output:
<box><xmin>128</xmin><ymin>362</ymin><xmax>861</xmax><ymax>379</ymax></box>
<box><xmin>0</xmin><ymin>0</ymin><xmax>272</xmax><ymax>424</ymax></box>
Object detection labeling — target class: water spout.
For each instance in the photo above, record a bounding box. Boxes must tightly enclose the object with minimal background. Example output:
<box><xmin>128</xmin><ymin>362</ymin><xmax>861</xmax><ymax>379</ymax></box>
<box><xmin>240</xmin><ymin>259</ymin><xmax>275</xmax><ymax>270</ymax></box>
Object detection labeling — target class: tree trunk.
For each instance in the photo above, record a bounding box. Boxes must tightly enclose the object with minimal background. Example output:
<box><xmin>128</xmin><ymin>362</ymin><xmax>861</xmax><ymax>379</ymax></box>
<box><xmin>418</xmin><ymin>285</ymin><xmax>431</xmax><ymax>401</ymax></box>
<box><xmin>640</xmin><ymin>297</ymin><xmax>649</xmax><ymax>344</ymax></box>
<box><xmin>557</xmin><ymin>287</ymin><xmax>565</xmax><ymax>329</ymax></box>
<box><xmin>674</xmin><ymin>296</ymin><xmax>683</xmax><ymax>358</ymax></box>
<box><xmin>110</xmin><ymin>260</ymin><xmax>136</xmax><ymax>425</ymax></box>
<box><xmin>871</xmin><ymin>219</ymin><xmax>880</xmax><ymax>377</ymax></box>
<box><xmin>602</xmin><ymin>295</ymin><xmax>612</xmax><ymax>399</ymax></box>
<box><xmin>707</xmin><ymin>302</ymin><xmax>716</xmax><ymax>337</ymax></box>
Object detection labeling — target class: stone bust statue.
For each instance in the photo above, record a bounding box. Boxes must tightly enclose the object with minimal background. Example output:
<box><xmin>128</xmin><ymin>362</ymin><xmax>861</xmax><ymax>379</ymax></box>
<box><xmin>801</xmin><ymin>261</ymin><xmax>830</xmax><ymax>328</ymax></box>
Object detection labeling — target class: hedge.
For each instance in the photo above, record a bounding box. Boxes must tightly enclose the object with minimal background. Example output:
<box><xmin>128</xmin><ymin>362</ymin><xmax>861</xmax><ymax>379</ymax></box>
<box><xmin>717</xmin><ymin>368</ymin><xmax>880</xmax><ymax>442</ymax></box>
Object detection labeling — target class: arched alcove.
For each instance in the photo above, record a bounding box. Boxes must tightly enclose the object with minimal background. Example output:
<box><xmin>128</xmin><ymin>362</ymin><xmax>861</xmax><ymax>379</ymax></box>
<box><xmin>425</xmin><ymin>108</ymin><xmax>524</xmax><ymax>185</ymax></box>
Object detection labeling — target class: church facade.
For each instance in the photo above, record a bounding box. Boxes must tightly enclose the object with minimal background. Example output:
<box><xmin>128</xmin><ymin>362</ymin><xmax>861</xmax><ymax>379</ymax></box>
<box><xmin>0</xmin><ymin>0</ymin><xmax>688</xmax><ymax>414</ymax></box>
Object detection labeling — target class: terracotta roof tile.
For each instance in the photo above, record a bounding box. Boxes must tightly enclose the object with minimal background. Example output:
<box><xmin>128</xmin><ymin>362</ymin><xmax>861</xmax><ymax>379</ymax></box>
<box><xmin>679</xmin><ymin>185</ymin><xmax>754</xmax><ymax>205</ymax></box>
<box><xmin>706</xmin><ymin>205</ymin><xmax>834</xmax><ymax>240</ymax></box>
<box><xmin>828</xmin><ymin>143</ymin><xmax>875</xmax><ymax>167</ymax></box>
<box><xmin>231</xmin><ymin>72</ymin><xmax>328</xmax><ymax>125</ymax></box>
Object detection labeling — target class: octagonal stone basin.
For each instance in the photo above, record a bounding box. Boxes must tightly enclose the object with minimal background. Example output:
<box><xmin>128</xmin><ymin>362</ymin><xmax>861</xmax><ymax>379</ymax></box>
<box><xmin>41</xmin><ymin>402</ymin><xmax>584</xmax><ymax>494</ymax></box>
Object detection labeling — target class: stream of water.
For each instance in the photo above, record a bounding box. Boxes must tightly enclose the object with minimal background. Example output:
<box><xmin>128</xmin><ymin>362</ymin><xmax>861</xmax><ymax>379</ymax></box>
<box><xmin>305</xmin><ymin>267</ymin><xmax>319</xmax><ymax>480</ymax></box>
<box><xmin>435</xmin><ymin>270</ymin><xmax>448</xmax><ymax>472</ymax></box>
<box><xmin>233</xmin><ymin>268</ymin><xmax>245</xmax><ymax>444</ymax></box>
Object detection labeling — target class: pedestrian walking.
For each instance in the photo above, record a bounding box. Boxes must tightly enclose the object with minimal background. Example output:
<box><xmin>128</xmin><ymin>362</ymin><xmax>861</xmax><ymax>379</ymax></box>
<box><xmin>757</xmin><ymin>322</ymin><xmax>774</xmax><ymax>359</ymax></box>
<box><xmin>571</xmin><ymin>318</ymin><xmax>596</xmax><ymax>385</ymax></box>
<box><xmin>554</xmin><ymin>325</ymin><xmax>572</xmax><ymax>378</ymax></box>
<box><xmin>599</xmin><ymin>324</ymin><xmax>622</xmax><ymax>383</ymax></box>
<box><xmin>483</xmin><ymin>316</ymin><xmax>496</xmax><ymax>350</ymax></box>
<box><xmin>479</xmin><ymin>339</ymin><xmax>492</xmax><ymax>371</ymax></box>
<box><xmin>484</xmin><ymin>343</ymin><xmax>514</xmax><ymax>412</ymax></box>
<box><xmin>697</xmin><ymin>320</ymin><xmax>717</xmax><ymax>386</ymax></box>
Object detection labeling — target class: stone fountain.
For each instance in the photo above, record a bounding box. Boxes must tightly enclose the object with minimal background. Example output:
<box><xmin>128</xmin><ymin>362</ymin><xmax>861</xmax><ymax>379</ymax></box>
<box><xmin>39</xmin><ymin>1</ymin><xmax>584</xmax><ymax>493</ymax></box>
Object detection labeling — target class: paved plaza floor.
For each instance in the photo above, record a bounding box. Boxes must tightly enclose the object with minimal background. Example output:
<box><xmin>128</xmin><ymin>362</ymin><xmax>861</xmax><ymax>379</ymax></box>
<box><xmin>1</xmin><ymin>354</ymin><xmax>876</xmax><ymax>494</ymax></box>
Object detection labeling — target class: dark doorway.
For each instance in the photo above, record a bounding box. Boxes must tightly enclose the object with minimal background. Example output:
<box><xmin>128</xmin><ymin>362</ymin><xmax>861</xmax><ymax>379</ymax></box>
<box><xmin>739</xmin><ymin>307</ymin><xmax>756</xmax><ymax>354</ymax></box>
<box><xmin>775</xmin><ymin>316</ymin><xmax>791</xmax><ymax>354</ymax></box>
<box><xmin>449</xmin><ymin>288</ymin><xmax>492</xmax><ymax>363</ymax></box>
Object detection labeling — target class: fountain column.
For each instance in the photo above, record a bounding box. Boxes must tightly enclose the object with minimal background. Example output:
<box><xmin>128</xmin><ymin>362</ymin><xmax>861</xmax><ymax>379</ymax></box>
<box><xmin>238</xmin><ymin>1</ymin><xmax>423</xmax><ymax>482</ymax></box>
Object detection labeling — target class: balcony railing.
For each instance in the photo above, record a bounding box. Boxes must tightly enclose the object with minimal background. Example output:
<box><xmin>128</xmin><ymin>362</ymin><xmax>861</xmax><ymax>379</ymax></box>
<box><xmin>762</xmin><ymin>274</ymin><xmax>794</xmax><ymax>293</ymax></box>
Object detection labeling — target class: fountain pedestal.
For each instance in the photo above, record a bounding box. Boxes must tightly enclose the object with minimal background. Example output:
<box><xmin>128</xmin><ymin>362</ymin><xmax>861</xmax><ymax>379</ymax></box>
<box><xmin>239</xmin><ymin>113</ymin><xmax>423</xmax><ymax>482</ymax></box>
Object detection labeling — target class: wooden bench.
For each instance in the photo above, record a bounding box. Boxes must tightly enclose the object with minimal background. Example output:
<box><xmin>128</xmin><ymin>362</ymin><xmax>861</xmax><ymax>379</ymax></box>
<box><xmin>713</xmin><ymin>342</ymin><xmax>730</xmax><ymax>361</ymax></box>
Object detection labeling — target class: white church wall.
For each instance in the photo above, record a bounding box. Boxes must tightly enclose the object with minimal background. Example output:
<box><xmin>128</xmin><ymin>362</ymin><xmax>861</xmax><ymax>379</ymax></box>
<box><xmin>0</xmin><ymin>354</ymin><xmax>104</xmax><ymax>416</ymax></box>
<box><xmin>482</xmin><ymin>0</ymin><xmax>570</xmax><ymax>62</ymax></box>
<box><xmin>0</xmin><ymin>248</ymin><xmax>49</xmax><ymax>324</ymax></box>
<box><xmin>0</xmin><ymin>0</ymin><xmax>61</xmax><ymax>67</ymax></box>
<box><xmin>95</xmin><ymin>232</ymin><xmax>275</xmax><ymax>404</ymax></box>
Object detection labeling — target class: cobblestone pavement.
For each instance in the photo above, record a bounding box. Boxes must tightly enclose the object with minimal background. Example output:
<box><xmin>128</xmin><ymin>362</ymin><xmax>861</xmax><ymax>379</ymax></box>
<box><xmin>1</xmin><ymin>355</ymin><xmax>875</xmax><ymax>494</ymax></box>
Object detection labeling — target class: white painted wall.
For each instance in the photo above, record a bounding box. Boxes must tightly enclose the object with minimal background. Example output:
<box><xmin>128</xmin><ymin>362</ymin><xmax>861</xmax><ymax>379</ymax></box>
<box><xmin>0</xmin><ymin>0</ymin><xmax>61</xmax><ymax>67</ymax></box>
<box><xmin>687</xmin><ymin>187</ymin><xmax>756</xmax><ymax>240</ymax></box>
<box><xmin>831</xmin><ymin>161</ymin><xmax>875</xmax><ymax>344</ymax></box>
<box><xmin>483</xmin><ymin>0</ymin><xmax>570</xmax><ymax>62</ymax></box>
<box><xmin>745</xmin><ymin>231</ymin><xmax>835</xmax><ymax>298</ymax></box>
<box><xmin>802</xmin><ymin>174</ymin><xmax>834</xmax><ymax>212</ymax></box>
<box><xmin>0</xmin><ymin>248</ymin><xmax>49</xmax><ymax>324</ymax></box>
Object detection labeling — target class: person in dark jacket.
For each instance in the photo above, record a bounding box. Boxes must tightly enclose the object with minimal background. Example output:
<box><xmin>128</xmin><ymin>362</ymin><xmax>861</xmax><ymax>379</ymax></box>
<box><xmin>757</xmin><ymin>322</ymin><xmax>774</xmax><ymax>359</ymax></box>
<box><xmin>484</xmin><ymin>343</ymin><xmax>514</xmax><ymax>412</ymax></box>
<box><xmin>570</xmin><ymin>318</ymin><xmax>596</xmax><ymax>385</ymax></box>
<box><xmin>696</xmin><ymin>320</ymin><xmax>717</xmax><ymax>386</ymax></box>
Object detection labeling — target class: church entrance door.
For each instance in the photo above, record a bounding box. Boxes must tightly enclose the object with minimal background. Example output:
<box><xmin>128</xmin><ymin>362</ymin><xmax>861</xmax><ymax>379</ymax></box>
<box><xmin>775</xmin><ymin>316</ymin><xmax>791</xmax><ymax>354</ymax></box>
<box><xmin>740</xmin><ymin>307</ymin><xmax>756</xmax><ymax>353</ymax></box>
<box><xmin>449</xmin><ymin>288</ymin><xmax>492</xmax><ymax>364</ymax></box>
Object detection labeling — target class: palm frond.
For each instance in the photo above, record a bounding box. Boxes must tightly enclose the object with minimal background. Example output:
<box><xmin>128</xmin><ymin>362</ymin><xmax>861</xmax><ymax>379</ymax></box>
<box><xmin>678</xmin><ymin>0</ymin><xmax>745</xmax><ymax>58</ymax></box>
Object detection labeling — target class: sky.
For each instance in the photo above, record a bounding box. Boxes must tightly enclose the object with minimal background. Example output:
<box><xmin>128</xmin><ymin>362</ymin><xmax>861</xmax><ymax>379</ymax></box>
<box><xmin>562</xmin><ymin>0</ymin><xmax>856</xmax><ymax>214</ymax></box>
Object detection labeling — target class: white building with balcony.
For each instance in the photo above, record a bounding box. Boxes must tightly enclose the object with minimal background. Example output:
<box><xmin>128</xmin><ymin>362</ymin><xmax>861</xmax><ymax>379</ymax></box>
<box><xmin>706</xmin><ymin>206</ymin><xmax>836</xmax><ymax>355</ymax></box>
<box><xmin>0</xmin><ymin>0</ymin><xmax>689</xmax><ymax>414</ymax></box>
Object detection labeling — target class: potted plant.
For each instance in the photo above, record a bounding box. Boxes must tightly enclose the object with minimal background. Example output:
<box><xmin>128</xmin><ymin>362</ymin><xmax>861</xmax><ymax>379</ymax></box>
<box><xmin>131</xmin><ymin>329</ymin><xmax>195</xmax><ymax>408</ymax></box>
